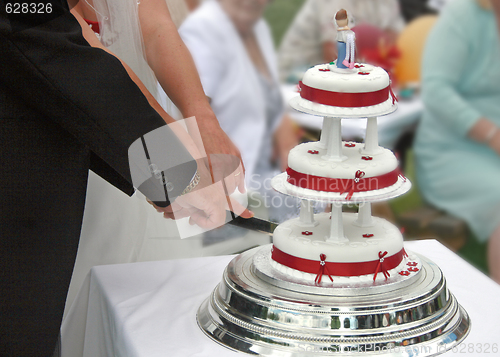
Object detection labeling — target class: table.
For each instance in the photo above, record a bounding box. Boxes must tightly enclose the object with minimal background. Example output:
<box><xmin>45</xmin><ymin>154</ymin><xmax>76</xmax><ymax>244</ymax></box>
<box><xmin>61</xmin><ymin>240</ymin><xmax>500</xmax><ymax>357</ymax></box>
<box><xmin>282</xmin><ymin>84</ymin><xmax>424</xmax><ymax>150</ymax></box>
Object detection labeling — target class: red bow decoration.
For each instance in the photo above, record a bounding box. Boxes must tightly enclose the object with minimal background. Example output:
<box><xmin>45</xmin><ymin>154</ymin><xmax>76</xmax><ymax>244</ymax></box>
<box><xmin>315</xmin><ymin>254</ymin><xmax>334</xmax><ymax>284</ymax></box>
<box><xmin>358</xmin><ymin>72</ymin><xmax>370</xmax><ymax>76</ymax></box>
<box><xmin>319</xmin><ymin>68</ymin><xmax>331</xmax><ymax>72</ymax></box>
<box><xmin>345</xmin><ymin>143</ymin><xmax>356</xmax><ymax>147</ymax></box>
<box><xmin>354</xmin><ymin>64</ymin><xmax>365</xmax><ymax>68</ymax></box>
<box><xmin>361</xmin><ymin>156</ymin><xmax>373</xmax><ymax>161</ymax></box>
<box><xmin>302</xmin><ymin>231</ymin><xmax>313</xmax><ymax>236</ymax></box>
<box><xmin>407</xmin><ymin>262</ymin><xmax>418</xmax><ymax>267</ymax></box>
<box><xmin>341</xmin><ymin>170</ymin><xmax>365</xmax><ymax>200</ymax></box>
<box><xmin>373</xmin><ymin>251</ymin><xmax>390</xmax><ymax>281</ymax></box>
<box><xmin>399</xmin><ymin>270</ymin><xmax>410</xmax><ymax>276</ymax></box>
<box><xmin>389</xmin><ymin>85</ymin><xmax>398</xmax><ymax>105</ymax></box>
<box><xmin>408</xmin><ymin>267</ymin><xmax>419</xmax><ymax>272</ymax></box>
<box><xmin>362</xmin><ymin>233</ymin><xmax>374</xmax><ymax>238</ymax></box>
<box><xmin>84</xmin><ymin>19</ymin><xmax>100</xmax><ymax>34</ymax></box>
<box><xmin>308</xmin><ymin>150</ymin><xmax>319</xmax><ymax>154</ymax></box>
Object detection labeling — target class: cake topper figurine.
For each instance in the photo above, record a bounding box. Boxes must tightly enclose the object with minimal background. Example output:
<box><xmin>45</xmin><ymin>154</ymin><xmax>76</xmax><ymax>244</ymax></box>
<box><xmin>334</xmin><ymin>9</ymin><xmax>356</xmax><ymax>69</ymax></box>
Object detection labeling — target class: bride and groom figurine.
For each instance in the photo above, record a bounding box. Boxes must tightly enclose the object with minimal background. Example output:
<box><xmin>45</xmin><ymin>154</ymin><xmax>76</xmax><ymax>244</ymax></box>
<box><xmin>335</xmin><ymin>9</ymin><xmax>356</xmax><ymax>70</ymax></box>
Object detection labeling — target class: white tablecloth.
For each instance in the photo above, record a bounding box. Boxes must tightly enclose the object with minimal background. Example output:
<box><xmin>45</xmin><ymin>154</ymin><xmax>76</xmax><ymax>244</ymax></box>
<box><xmin>61</xmin><ymin>240</ymin><xmax>500</xmax><ymax>357</ymax></box>
<box><xmin>282</xmin><ymin>84</ymin><xmax>424</xmax><ymax>150</ymax></box>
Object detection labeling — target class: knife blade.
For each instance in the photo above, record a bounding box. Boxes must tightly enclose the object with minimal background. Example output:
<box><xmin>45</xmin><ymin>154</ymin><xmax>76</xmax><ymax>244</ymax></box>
<box><xmin>227</xmin><ymin>214</ymin><xmax>278</xmax><ymax>236</ymax></box>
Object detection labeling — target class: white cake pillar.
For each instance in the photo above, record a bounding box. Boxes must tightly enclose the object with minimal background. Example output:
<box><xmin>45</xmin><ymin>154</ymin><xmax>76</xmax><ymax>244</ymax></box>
<box><xmin>327</xmin><ymin>203</ymin><xmax>348</xmax><ymax>243</ymax></box>
<box><xmin>361</xmin><ymin>117</ymin><xmax>381</xmax><ymax>155</ymax></box>
<box><xmin>299</xmin><ymin>200</ymin><xmax>318</xmax><ymax>227</ymax></box>
<box><xmin>353</xmin><ymin>202</ymin><xmax>375</xmax><ymax>227</ymax></box>
<box><xmin>318</xmin><ymin>117</ymin><xmax>331</xmax><ymax>149</ymax></box>
<box><xmin>324</xmin><ymin>117</ymin><xmax>346</xmax><ymax>161</ymax></box>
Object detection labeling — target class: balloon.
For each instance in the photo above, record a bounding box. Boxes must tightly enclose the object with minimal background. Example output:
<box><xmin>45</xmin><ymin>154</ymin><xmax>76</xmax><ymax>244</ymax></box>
<box><xmin>394</xmin><ymin>15</ymin><xmax>438</xmax><ymax>86</ymax></box>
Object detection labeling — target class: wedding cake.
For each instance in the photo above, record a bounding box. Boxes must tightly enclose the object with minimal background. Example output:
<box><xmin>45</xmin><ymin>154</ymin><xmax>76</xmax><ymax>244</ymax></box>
<box><xmin>269</xmin><ymin>60</ymin><xmax>417</xmax><ymax>285</ymax></box>
<box><xmin>197</xmin><ymin>10</ymin><xmax>469</xmax><ymax>356</ymax></box>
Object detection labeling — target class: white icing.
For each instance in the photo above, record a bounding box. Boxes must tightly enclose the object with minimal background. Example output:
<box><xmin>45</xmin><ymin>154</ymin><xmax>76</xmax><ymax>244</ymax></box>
<box><xmin>288</xmin><ymin>141</ymin><xmax>398</xmax><ymax>179</ymax></box>
<box><xmin>273</xmin><ymin>212</ymin><xmax>403</xmax><ymax>262</ymax></box>
<box><xmin>303</xmin><ymin>64</ymin><xmax>389</xmax><ymax>93</ymax></box>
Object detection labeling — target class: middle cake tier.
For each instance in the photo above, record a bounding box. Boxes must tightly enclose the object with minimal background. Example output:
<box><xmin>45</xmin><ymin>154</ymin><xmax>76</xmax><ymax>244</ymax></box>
<box><xmin>277</xmin><ymin>141</ymin><xmax>409</xmax><ymax>203</ymax></box>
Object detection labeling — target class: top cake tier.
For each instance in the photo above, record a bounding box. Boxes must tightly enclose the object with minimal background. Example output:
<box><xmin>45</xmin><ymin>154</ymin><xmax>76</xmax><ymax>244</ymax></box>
<box><xmin>289</xmin><ymin>63</ymin><xmax>398</xmax><ymax>118</ymax></box>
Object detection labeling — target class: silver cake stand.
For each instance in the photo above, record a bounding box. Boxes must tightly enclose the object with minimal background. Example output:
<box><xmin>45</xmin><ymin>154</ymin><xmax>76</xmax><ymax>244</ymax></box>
<box><xmin>197</xmin><ymin>245</ymin><xmax>470</xmax><ymax>356</ymax></box>
<box><xmin>198</xmin><ymin>66</ymin><xmax>470</xmax><ymax>356</ymax></box>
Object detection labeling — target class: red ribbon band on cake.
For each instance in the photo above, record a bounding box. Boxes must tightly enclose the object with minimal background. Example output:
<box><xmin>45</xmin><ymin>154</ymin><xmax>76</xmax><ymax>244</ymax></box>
<box><xmin>272</xmin><ymin>246</ymin><xmax>405</xmax><ymax>278</ymax></box>
<box><xmin>299</xmin><ymin>81</ymin><xmax>397</xmax><ymax>107</ymax></box>
<box><xmin>286</xmin><ymin>167</ymin><xmax>403</xmax><ymax>198</ymax></box>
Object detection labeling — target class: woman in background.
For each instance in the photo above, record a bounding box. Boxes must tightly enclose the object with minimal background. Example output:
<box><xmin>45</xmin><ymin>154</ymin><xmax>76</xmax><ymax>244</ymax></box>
<box><xmin>414</xmin><ymin>0</ymin><xmax>500</xmax><ymax>283</ymax></box>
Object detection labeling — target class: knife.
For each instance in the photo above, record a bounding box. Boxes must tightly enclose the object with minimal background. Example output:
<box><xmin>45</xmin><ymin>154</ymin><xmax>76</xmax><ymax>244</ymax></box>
<box><xmin>227</xmin><ymin>214</ymin><xmax>278</xmax><ymax>236</ymax></box>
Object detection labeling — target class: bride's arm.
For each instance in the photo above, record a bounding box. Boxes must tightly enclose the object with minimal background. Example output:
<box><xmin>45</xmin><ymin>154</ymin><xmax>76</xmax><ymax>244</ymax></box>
<box><xmin>70</xmin><ymin>8</ymin><xmax>252</xmax><ymax>222</ymax></box>
<box><xmin>70</xmin><ymin>7</ymin><xmax>177</xmax><ymax>126</ymax></box>
<box><xmin>137</xmin><ymin>0</ymin><xmax>245</xmax><ymax>181</ymax></box>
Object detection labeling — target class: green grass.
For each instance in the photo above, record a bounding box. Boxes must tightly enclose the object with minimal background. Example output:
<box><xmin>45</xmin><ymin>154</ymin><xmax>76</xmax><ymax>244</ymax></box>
<box><xmin>264</xmin><ymin>0</ymin><xmax>306</xmax><ymax>47</ymax></box>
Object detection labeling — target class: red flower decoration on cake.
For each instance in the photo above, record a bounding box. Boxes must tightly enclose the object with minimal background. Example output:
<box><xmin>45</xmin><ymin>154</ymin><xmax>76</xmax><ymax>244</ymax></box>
<box><xmin>307</xmin><ymin>150</ymin><xmax>319</xmax><ymax>154</ymax></box>
<box><xmin>318</xmin><ymin>68</ymin><xmax>331</xmax><ymax>72</ymax></box>
<box><xmin>358</xmin><ymin>72</ymin><xmax>370</xmax><ymax>75</ymax></box>
<box><xmin>344</xmin><ymin>143</ymin><xmax>356</xmax><ymax>148</ymax></box>
<box><xmin>407</xmin><ymin>262</ymin><xmax>418</xmax><ymax>267</ymax></box>
<box><xmin>408</xmin><ymin>267</ymin><xmax>419</xmax><ymax>272</ymax></box>
<box><xmin>301</xmin><ymin>231</ymin><xmax>313</xmax><ymax>236</ymax></box>
<box><xmin>362</xmin><ymin>234</ymin><xmax>374</xmax><ymax>238</ymax></box>
<box><xmin>361</xmin><ymin>156</ymin><xmax>373</xmax><ymax>161</ymax></box>
<box><xmin>399</xmin><ymin>271</ymin><xmax>410</xmax><ymax>276</ymax></box>
<box><xmin>354</xmin><ymin>64</ymin><xmax>364</xmax><ymax>68</ymax></box>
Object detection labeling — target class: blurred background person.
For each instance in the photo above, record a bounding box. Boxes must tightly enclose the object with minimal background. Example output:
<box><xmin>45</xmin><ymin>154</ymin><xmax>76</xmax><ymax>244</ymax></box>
<box><xmin>413</xmin><ymin>0</ymin><xmax>500</xmax><ymax>283</ymax></box>
<box><xmin>278</xmin><ymin>0</ymin><xmax>406</xmax><ymax>82</ymax></box>
<box><xmin>179</xmin><ymin>0</ymin><xmax>301</xmax><ymax>223</ymax></box>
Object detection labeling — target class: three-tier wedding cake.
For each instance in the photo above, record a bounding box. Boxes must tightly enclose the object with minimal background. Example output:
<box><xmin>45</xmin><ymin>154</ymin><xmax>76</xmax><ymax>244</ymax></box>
<box><xmin>197</xmin><ymin>10</ymin><xmax>470</xmax><ymax>356</ymax></box>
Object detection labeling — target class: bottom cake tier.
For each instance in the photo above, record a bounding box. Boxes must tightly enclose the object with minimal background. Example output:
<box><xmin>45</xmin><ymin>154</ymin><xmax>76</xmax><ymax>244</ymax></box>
<box><xmin>197</xmin><ymin>245</ymin><xmax>470</xmax><ymax>357</ymax></box>
<box><xmin>271</xmin><ymin>212</ymin><xmax>414</xmax><ymax>284</ymax></box>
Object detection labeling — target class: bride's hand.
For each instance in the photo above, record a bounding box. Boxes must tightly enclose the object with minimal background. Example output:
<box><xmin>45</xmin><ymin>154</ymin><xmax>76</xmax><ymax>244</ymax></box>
<box><xmin>149</xmin><ymin>161</ymin><xmax>253</xmax><ymax>229</ymax></box>
<box><xmin>196</xmin><ymin>116</ymin><xmax>246</xmax><ymax>195</ymax></box>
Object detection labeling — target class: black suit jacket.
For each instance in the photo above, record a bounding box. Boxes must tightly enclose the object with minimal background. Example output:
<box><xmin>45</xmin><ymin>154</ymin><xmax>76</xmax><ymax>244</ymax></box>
<box><xmin>0</xmin><ymin>2</ymin><xmax>195</xmax><ymax>355</ymax></box>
